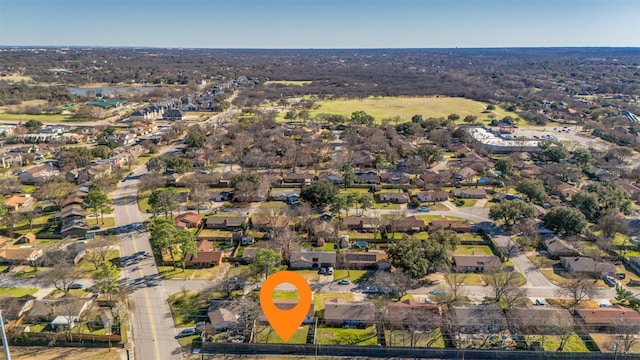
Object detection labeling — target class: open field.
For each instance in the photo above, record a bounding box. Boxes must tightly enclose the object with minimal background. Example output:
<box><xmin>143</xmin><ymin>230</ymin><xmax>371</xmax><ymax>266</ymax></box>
<box><xmin>266</xmin><ymin>80</ymin><xmax>313</xmax><ymax>86</ymax></box>
<box><xmin>254</xmin><ymin>325</ymin><xmax>309</xmax><ymax>344</ymax></box>
<box><xmin>0</xmin><ymin>74</ymin><xmax>34</xmax><ymax>82</ymax></box>
<box><xmin>0</xmin><ymin>111</ymin><xmax>72</xmax><ymax>122</ymax></box>
<box><xmin>9</xmin><ymin>346</ymin><xmax>123</xmax><ymax>360</ymax></box>
<box><xmin>317</xmin><ymin>325</ymin><xmax>378</xmax><ymax>346</ymax></box>
<box><xmin>306</xmin><ymin>96</ymin><xmax>522</xmax><ymax>124</ymax></box>
<box><xmin>0</xmin><ymin>287</ymin><xmax>38</xmax><ymax>297</ymax></box>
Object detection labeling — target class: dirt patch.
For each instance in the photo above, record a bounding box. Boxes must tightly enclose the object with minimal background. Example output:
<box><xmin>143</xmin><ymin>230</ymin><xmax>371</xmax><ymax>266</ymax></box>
<box><xmin>10</xmin><ymin>346</ymin><xmax>123</xmax><ymax>360</ymax></box>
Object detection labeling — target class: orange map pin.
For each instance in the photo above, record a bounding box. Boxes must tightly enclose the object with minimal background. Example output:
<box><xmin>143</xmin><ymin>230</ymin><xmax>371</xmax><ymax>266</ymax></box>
<box><xmin>259</xmin><ymin>271</ymin><xmax>313</xmax><ymax>342</ymax></box>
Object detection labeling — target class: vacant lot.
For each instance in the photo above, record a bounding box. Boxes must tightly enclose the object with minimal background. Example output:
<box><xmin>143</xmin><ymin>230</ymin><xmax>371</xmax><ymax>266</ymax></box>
<box><xmin>307</xmin><ymin>96</ymin><xmax>521</xmax><ymax>123</ymax></box>
<box><xmin>266</xmin><ymin>80</ymin><xmax>313</xmax><ymax>86</ymax></box>
<box><xmin>10</xmin><ymin>346</ymin><xmax>123</xmax><ymax>360</ymax></box>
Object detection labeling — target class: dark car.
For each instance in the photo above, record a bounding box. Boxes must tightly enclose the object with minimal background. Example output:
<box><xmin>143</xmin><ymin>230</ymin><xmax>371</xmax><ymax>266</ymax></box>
<box><xmin>90</xmin><ymin>225</ymin><xmax>101</xmax><ymax>230</ymax></box>
<box><xmin>69</xmin><ymin>283</ymin><xmax>84</xmax><ymax>290</ymax></box>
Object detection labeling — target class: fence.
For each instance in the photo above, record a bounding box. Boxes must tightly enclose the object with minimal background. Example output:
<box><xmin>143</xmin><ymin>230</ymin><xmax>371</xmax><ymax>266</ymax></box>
<box><xmin>201</xmin><ymin>342</ymin><xmax>637</xmax><ymax>359</ymax></box>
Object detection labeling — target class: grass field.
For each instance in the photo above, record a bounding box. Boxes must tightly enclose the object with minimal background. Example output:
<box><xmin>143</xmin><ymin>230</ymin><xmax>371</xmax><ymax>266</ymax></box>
<box><xmin>386</xmin><ymin>328</ymin><xmax>445</xmax><ymax>348</ymax></box>
<box><xmin>0</xmin><ymin>287</ymin><xmax>38</xmax><ymax>297</ymax></box>
<box><xmin>10</xmin><ymin>346</ymin><xmax>122</xmax><ymax>360</ymax></box>
<box><xmin>0</xmin><ymin>111</ymin><xmax>72</xmax><ymax>122</ymax></box>
<box><xmin>87</xmin><ymin>217</ymin><xmax>116</xmax><ymax>227</ymax></box>
<box><xmin>254</xmin><ymin>325</ymin><xmax>309</xmax><ymax>344</ymax></box>
<box><xmin>304</xmin><ymin>96</ymin><xmax>522</xmax><ymax>124</ymax></box>
<box><xmin>0</xmin><ymin>74</ymin><xmax>34</xmax><ymax>82</ymax></box>
<box><xmin>317</xmin><ymin>326</ymin><xmax>378</xmax><ymax>346</ymax></box>
<box><xmin>266</xmin><ymin>80</ymin><xmax>313</xmax><ymax>86</ymax></box>
<box><xmin>526</xmin><ymin>334</ymin><xmax>589</xmax><ymax>352</ymax></box>
<box><xmin>333</xmin><ymin>269</ymin><xmax>370</xmax><ymax>283</ymax></box>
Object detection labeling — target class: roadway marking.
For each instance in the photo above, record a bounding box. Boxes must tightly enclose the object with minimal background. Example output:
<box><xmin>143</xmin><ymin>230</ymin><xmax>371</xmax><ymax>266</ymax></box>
<box><xmin>125</xmin><ymin>199</ymin><xmax>162</xmax><ymax>360</ymax></box>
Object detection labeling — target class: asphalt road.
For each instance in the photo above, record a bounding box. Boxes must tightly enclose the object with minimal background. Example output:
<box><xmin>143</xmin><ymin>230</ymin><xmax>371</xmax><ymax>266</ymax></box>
<box><xmin>115</xmin><ymin>165</ymin><xmax>182</xmax><ymax>360</ymax></box>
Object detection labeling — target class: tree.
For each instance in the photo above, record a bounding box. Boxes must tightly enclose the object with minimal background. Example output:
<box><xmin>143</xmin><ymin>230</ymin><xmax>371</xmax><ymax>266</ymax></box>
<box><xmin>488</xmin><ymin>200</ymin><xmax>536</xmax><ymax>230</ymax></box>
<box><xmin>572</xmin><ymin>182</ymin><xmax>632</xmax><ymax>222</ymax></box>
<box><xmin>357</xmin><ymin>193</ymin><xmax>373</xmax><ymax>215</ymax></box>
<box><xmin>84</xmin><ymin>235</ymin><xmax>113</xmax><ymax>270</ymax></box>
<box><xmin>146</xmin><ymin>156</ymin><xmax>166</xmax><ymax>173</ymax></box>
<box><xmin>463</xmin><ymin>115</ymin><xmax>477</xmax><ymax>123</ymax></box>
<box><xmin>35</xmin><ymin>180</ymin><xmax>76</xmax><ymax>210</ymax></box>
<box><xmin>486</xmin><ymin>104</ymin><xmax>496</xmax><ymax>111</ymax></box>
<box><xmin>516</xmin><ymin>178</ymin><xmax>546</xmax><ymax>203</ymax></box>
<box><xmin>494</xmin><ymin>158</ymin><xmax>513</xmax><ymax>175</ymax></box>
<box><xmin>387</xmin><ymin>230</ymin><xmax>460</xmax><ymax>278</ymax></box>
<box><xmin>149</xmin><ymin>219</ymin><xmax>176</xmax><ymax>266</ymax></box>
<box><xmin>148</xmin><ymin>188</ymin><xmax>179</xmax><ymax>217</ymax></box>
<box><xmin>175</xmin><ymin>230</ymin><xmax>197</xmax><ymax>271</ymax></box>
<box><xmin>329</xmin><ymin>195</ymin><xmax>349</xmax><ymax>217</ymax></box>
<box><xmin>231</xmin><ymin>172</ymin><xmax>261</xmax><ymax>203</ymax></box>
<box><xmin>447</xmin><ymin>113</ymin><xmax>460</xmax><ymax>121</ymax></box>
<box><xmin>543</xmin><ymin>206</ymin><xmax>587</xmax><ymax>236</ymax></box>
<box><xmin>572</xmin><ymin>148</ymin><xmax>592</xmax><ymax>167</ymax></box>
<box><xmin>541</xmin><ymin>146</ymin><xmax>569</xmax><ymax>162</ymax></box>
<box><xmin>83</xmin><ymin>188</ymin><xmax>109</xmax><ymax>224</ymax></box>
<box><xmin>94</xmin><ymin>260</ymin><xmax>120</xmax><ymax>300</ymax></box>
<box><xmin>372</xmin><ymin>153</ymin><xmax>390</xmax><ymax>170</ymax></box>
<box><xmin>483</xmin><ymin>271</ymin><xmax>525</xmax><ymax>303</ymax></box>
<box><xmin>249</xmin><ymin>248</ymin><xmax>283</xmax><ymax>280</ymax></box>
<box><xmin>371</xmin><ymin>270</ymin><xmax>414</xmax><ymax>300</ymax></box>
<box><xmin>555</xmin><ymin>277</ymin><xmax>601</xmax><ymax>308</ymax></box>
<box><xmin>341</xmin><ymin>163</ymin><xmax>355</xmax><ymax>187</ymax></box>
<box><xmin>301</xmin><ymin>180</ymin><xmax>338</xmax><ymax>208</ymax></box>
<box><xmin>24</xmin><ymin>119</ymin><xmax>43</xmax><ymax>132</ymax></box>
<box><xmin>439</xmin><ymin>272</ymin><xmax>467</xmax><ymax>306</ymax></box>
<box><xmin>598</xmin><ymin>212</ymin><xmax>622</xmax><ymax>238</ymax></box>
<box><xmin>415</xmin><ymin>144</ymin><xmax>444</xmax><ymax>168</ymax></box>
<box><xmin>185</xmin><ymin>125</ymin><xmax>207</xmax><ymax>148</ymax></box>
<box><xmin>350</xmin><ymin>110</ymin><xmax>374</xmax><ymax>125</ymax></box>
<box><xmin>39</xmin><ymin>257</ymin><xmax>80</xmax><ymax>296</ymax></box>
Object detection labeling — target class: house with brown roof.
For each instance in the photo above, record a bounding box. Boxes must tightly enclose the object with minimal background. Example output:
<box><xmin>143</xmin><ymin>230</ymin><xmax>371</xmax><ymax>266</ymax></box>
<box><xmin>447</xmin><ymin>143</ymin><xmax>471</xmax><ymax>154</ymax></box>
<box><xmin>416</xmin><ymin>171</ymin><xmax>444</xmax><ymax>189</ymax></box>
<box><xmin>506</xmin><ymin>306</ymin><xmax>574</xmax><ymax>335</ymax></box>
<box><xmin>416</xmin><ymin>190</ymin><xmax>448</xmax><ymax>203</ymax></box>
<box><xmin>174</xmin><ymin>212</ymin><xmax>203</xmax><ymax>230</ymax></box>
<box><xmin>18</xmin><ymin>164</ymin><xmax>59</xmax><ymax>184</ymax></box>
<box><xmin>615</xmin><ymin>179</ymin><xmax>640</xmax><ymax>200</ymax></box>
<box><xmin>184</xmin><ymin>240</ymin><xmax>224</xmax><ymax>268</ymax></box>
<box><xmin>207</xmin><ymin>300</ymin><xmax>244</xmax><ymax>331</ymax></box>
<box><xmin>575</xmin><ymin>305</ymin><xmax>640</xmax><ymax>332</ymax></box>
<box><xmin>453</xmin><ymin>255</ymin><xmax>502</xmax><ymax>273</ymax></box>
<box><xmin>395</xmin><ymin>215</ymin><xmax>426</xmax><ymax>233</ymax></box>
<box><xmin>450</xmin><ymin>188</ymin><xmax>487</xmax><ymax>199</ymax></box>
<box><xmin>0</xmin><ymin>247</ymin><xmax>43</xmax><ymax>265</ymax></box>
<box><xmin>205</xmin><ymin>216</ymin><xmax>248</xmax><ymax>230</ymax></box>
<box><xmin>241</xmin><ymin>247</ymin><xmax>259</xmax><ymax>263</ymax></box>
<box><xmin>449</xmin><ymin>305</ymin><xmax>507</xmax><ymax>335</ymax></box>
<box><xmin>251</xmin><ymin>215</ymin><xmax>291</xmax><ymax>232</ymax></box>
<box><xmin>542</xmin><ymin>237</ymin><xmax>579</xmax><ymax>259</ymax></box>
<box><xmin>455</xmin><ymin>167</ymin><xmax>477</xmax><ymax>180</ymax></box>
<box><xmin>289</xmin><ymin>249</ymin><xmax>336</xmax><ymax>269</ymax></box>
<box><xmin>378</xmin><ymin>192</ymin><xmax>409</xmax><ymax>204</ymax></box>
<box><xmin>25</xmin><ymin>298</ymin><xmax>91</xmax><ymax>322</ymax></box>
<box><xmin>344</xmin><ymin>251</ymin><xmax>390</xmax><ymax>270</ymax></box>
<box><xmin>560</xmin><ymin>257</ymin><xmax>616</xmax><ymax>279</ymax></box>
<box><xmin>324</xmin><ymin>299</ymin><xmax>376</xmax><ymax>327</ymax></box>
<box><xmin>387</xmin><ymin>299</ymin><xmax>440</xmax><ymax>330</ymax></box>
<box><xmin>4</xmin><ymin>194</ymin><xmax>34</xmax><ymax>211</ymax></box>
<box><xmin>429</xmin><ymin>219</ymin><xmax>471</xmax><ymax>233</ymax></box>
<box><xmin>341</xmin><ymin>216</ymin><xmax>380</xmax><ymax>232</ymax></box>
<box><xmin>14</xmin><ymin>233</ymin><xmax>36</xmax><ymax>245</ymax></box>
<box><xmin>555</xmin><ymin>182</ymin><xmax>578</xmax><ymax>201</ymax></box>
<box><xmin>281</xmin><ymin>172</ymin><xmax>314</xmax><ymax>186</ymax></box>
<box><xmin>259</xmin><ymin>301</ymin><xmax>315</xmax><ymax>324</ymax></box>
<box><xmin>380</xmin><ymin>172</ymin><xmax>410</xmax><ymax>185</ymax></box>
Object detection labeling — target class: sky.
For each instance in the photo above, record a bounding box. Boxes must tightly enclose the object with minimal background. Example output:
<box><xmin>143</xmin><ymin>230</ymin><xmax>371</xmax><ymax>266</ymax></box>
<box><xmin>0</xmin><ymin>0</ymin><xmax>638</xmax><ymax>48</ymax></box>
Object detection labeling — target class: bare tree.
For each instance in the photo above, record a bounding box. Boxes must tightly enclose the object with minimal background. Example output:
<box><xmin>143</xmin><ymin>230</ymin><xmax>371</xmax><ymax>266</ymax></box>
<box><xmin>483</xmin><ymin>271</ymin><xmax>523</xmax><ymax>302</ymax></box>
<box><xmin>38</xmin><ymin>256</ymin><xmax>81</xmax><ymax>296</ymax></box>
<box><xmin>84</xmin><ymin>235</ymin><xmax>113</xmax><ymax>270</ymax></box>
<box><xmin>371</xmin><ymin>269</ymin><xmax>414</xmax><ymax>300</ymax></box>
<box><xmin>555</xmin><ymin>277</ymin><xmax>601</xmax><ymax>308</ymax></box>
<box><xmin>439</xmin><ymin>272</ymin><xmax>467</xmax><ymax>306</ymax></box>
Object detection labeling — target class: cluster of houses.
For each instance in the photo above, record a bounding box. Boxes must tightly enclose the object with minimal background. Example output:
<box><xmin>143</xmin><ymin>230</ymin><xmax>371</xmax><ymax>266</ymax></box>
<box><xmin>202</xmin><ymin>295</ymin><xmax>640</xmax><ymax>348</ymax></box>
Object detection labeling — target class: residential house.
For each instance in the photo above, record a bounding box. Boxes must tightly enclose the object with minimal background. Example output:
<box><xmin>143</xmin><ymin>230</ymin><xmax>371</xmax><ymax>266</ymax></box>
<box><xmin>447</xmin><ymin>143</ymin><xmax>471</xmax><ymax>154</ymax></box>
<box><xmin>615</xmin><ymin>179</ymin><xmax>640</xmax><ymax>200</ymax></box>
<box><xmin>380</xmin><ymin>172</ymin><xmax>410</xmax><ymax>185</ymax></box>
<box><xmin>259</xmin><ymin>301</ymin><xmax>314</xmax><ymax>324</ymax></box>
<box><xmin>387</xmin><ymin>299</ymin><xmax>440</xmax><ymax>330</ymax></box>
<box><xmin>271</xmin><ymin>189</ymin><xmax>300</xmax><ymax>203</ymax></box>
<box><xmin>318</xmin><ymin>172</ymin><xmax>344</xmax><ymax>186</ymax></box>
<box><xmin>344</xmin><ymin>251</ymin><xmax>390</xmax><ymax>270</ymax></box>
<box><xmin>4</xmin><ymin>194</ymin><xmax>34</xmax><ymax>211</ymax></box>
<box><xmin>429</xmin><ymin>219</ymin><xmax>471</xmax><ymax>233</ymax></box>
<box><xmin>241</xmin><ymin>247</ymin><xmax>259</xmax><ymax>263</ymax></box>
<box><xmin>542</xmin><ymin>237</ymin><xmax>579</xmax><ymax>259</ymax></box>
<box><xmin>455</xmin><ymin>167</ymin><xmax>477</xmax><ymax>181</ymax></box>
<box><xmin>205</xmin><ymin>216</ymin><xmax>248</xmax><ymax>230</ymax></box>
<box><xmin>395</xmin><ymin>215</ymin><xmax>426</xmax><ymax>233</ymax></box>
<box><xmin>453</xmin><ymin>255</ymin><xmax>502</xmax><ymax>273</ymax></box>
<box><xmin>520</xmin><ymin>165</ymin><xmax>544</xmax><ymax>178</ymax></box>
<box><xmin>575</xmin><ymin>305</ymin><xmax>640</xmax><ymax>332</ymax></box>
<box><xmin>14</xmin><ymin>233</ymin><xmax>36</xmax><ymax>245</ymax></box>
<box><xmin>416</xmin><ymin>190</ymin><xmax>448</xmax><ymax>203</ymax></box>
<box><xmin>323</xmin><ymin>299</ymin><xmax>376</xmax><ymax>327</ymax></box>
<box><xmin>449</xmin><ymin>305</ymin><xmax>507</xmax><ymax>335</ymax></box>
<box><xmin>162</xmin><ymin>109</ymin><xmax>185</xmax><ymax>121</ymax></box>
<box><xmin>207</xmin><ymin>300</ymin><xmax>243</xmax><ymax>331</ymax></box>
<box><xmin>251</xmin><ymin>215</ymin><xmax>290</xmax><ymax>233</ymax></box>
<box><xmin>560</xmin><ymin>257</ymin><xmax>616</xmax><ymax>279</ymax></box>
<box><xmin>378</xmin><ymin>192</ymin><xmax>409</xmax><ymax>204</ymax></box>
<box><xmin>0</xmin><ymin>247</ymin><xmax>43</xmax><ymax>265</ymax></box>
<box><xmin>0</xmin><ymin>296</ymin><xmax>35</xmax><ymax>324</ymax></box>
<box><xmin>555</xmin><ymin>182</ymin><xmax>579</xmax><ymax>201</ymax></box>
<box><xmin>18</xmin><ymin>164</ymin><xmax>59</xmax><ymax>184</ymax></box>
<box><xmin>312</xmin><ymin>220</ymin><xmax>336</xmax><ymax>240</ymax></box>
<box><xmin>341</xmin><ymin>216</ymin><xmax>380</xmax><ymax>232</ymax></box>
<box><xmin>209</xmin><ymin>191</ymin><xmax>231</xmax><ymax>202</ymax></box>
<box><xmin>25</xmin><ymin>298</ymin><xmax>90</xmax><ymax>323</ymax></box>
<box><xmin>450</xmin><ymin>188</ymin><xmax>487</xmax><ymax>199</ymax></box>
<box><xmin>420</xmin><ymin>171</ymin><xmax>444</xmax><ymax>187</ymax></box>
<box><xmin>174</xmin><ymin>213</ymin><xmax>203</xmax><ymax>230</ymax></box>
<box><xmin>60</xmin><ymin>216</ymin><xmax>88</xmax><ymax>239</ymax></box>
<box><xmin>281</xmin><ymin>172</ymin><xmax>315</xmax><ymax>187</ymax></box>
<box><xmin>289</xmin><ymin>249</ymin><xmax>337</xmax><ymax>269</ymax></box>
<box><xmin>184</xmin><ymin>240</ymin><xmax>224</xmax><ymax>268</ymax></box>
<box><xmin>459</xmin><ymin>152</ymin><xmax>489</xmax><ymax>167</ymax></box>
<box><xmin>354</xmin><ymin>171</ymin><xmax>378</xmax><ymax>184</ymax></box>
<box><xmin>507</xmin><ymin>306</ymin><xmax>574</xmax><ymax>335</ymax></box>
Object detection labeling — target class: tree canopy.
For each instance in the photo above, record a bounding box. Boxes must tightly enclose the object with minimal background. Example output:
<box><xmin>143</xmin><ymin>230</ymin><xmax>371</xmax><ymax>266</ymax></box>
<box><xmin>388</xmin><ymin>229</ymin><xmax>460</xmax><ymax>278</ymax></box>
<box><xmin>301</xmin><ymin>180</ymin><xmax>338</xmax><ymax>208</ymax></box>
<box><xmin>516</xmin><ymin>178</ymin><xmax>546</xmax><ymax>203</ymax></box>
<box><xmin>488</xmin><ymin>199</ymin><xmax>537</xmax><ymax>229</ymax></box>
<box><xmin>543</xmin><ymin>206</ymin><xmax>587</xmax><ymax>236</ymax></box>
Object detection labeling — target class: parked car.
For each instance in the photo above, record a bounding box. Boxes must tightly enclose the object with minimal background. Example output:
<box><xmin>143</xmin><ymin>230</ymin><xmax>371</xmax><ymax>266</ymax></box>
<box><xmin>535</xmin><ymin>299</ymin><xmax>546</xmax><ymax>306</ymax></box>
<box><xmin>318</xmin><ymin>268</ymin><xmax>327</xmax><ymax>275</ymax></box>
<box><xmin>90</xmin><ymin>225</ymin><xmax>100</xmax><ymax>230</ymax></box>
<box><xmin>337</xmin><ymin>279</ymin><xmax>351</xmax><ymax>285</ymax></box>
<box><xmin>327</xmin><ymin>266</ymin><xmax>334</xmax><ymax>275</ymax></box>
<box><xmin>428</xmin><ymin>289</ymin><xmax>444</xmax><ymax>295</ymax></box>
<box><xmin>604</xmin><ymin>276</ymin><xmax>617</xmax><ymax>288</ymax></box>
<box><xmin>363</xmin><ymin>286</ymin><xmax>380</xmax><ymax>294</ymax></box>
<box><xmin>418</xmin><ymin>207</ymin><xmax>430</xmax><ymax>212</ymax></box>
<box><xmin>69</xmin><ymin>283</ymin><xmax>84</xmax><ymax>289</ymax></box>
<box><xmin>175</xmin><ymin>328</ymin><xmax>197</xmax><ymax>338</ymax></box>
<box><xmin>616</xmin><ymin>273</ymin><xmax>626</xmax><ymax>280</ymax></box>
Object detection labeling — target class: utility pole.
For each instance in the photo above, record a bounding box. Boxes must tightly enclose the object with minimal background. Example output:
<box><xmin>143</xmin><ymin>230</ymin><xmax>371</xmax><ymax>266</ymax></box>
<box><xmin>0</xmin><ymin>310</ymin><xmax>11</xmax><ymax>360</ymax></box>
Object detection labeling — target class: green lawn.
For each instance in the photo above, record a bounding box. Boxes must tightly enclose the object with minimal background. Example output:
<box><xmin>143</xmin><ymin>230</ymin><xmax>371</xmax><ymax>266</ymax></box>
<box><xmin>314</xmin><ymin>292</ymin><xmax>355</xmax><ymax>313</ymax></box>
<box><xmin>138</xmin><ymin>195</ymin><xmax>150</xmax><ymax>213</ymax></box>
<box><xmin>177</xmin><ymin>334</ymin><xmax>200</xmax><ymax>347</ymax></box>
<box><xmin>333</xmin><ymin>269</ymin><xmax>369</xmax><ymax>283</ymax></box>
<box><xmin>157</xmin><ymin>266</ymin><xmax>194</xmax><ymax>280</ymax></box>
<box><xmin>0</xmin><ymin>287</ymin><xmax>38</xmax><ymax>297</ymax></box>
<box><xmin>77</xmin><ymin>250</ymin><xmax>120</xmax><ymax>277</ymax></box>
<box><xmin>455</xmin><ymin>199</ymin><xmax>478</xmax><ymax>208</ymax></box>
<box><xmin>386</xmin><ymin>328</ymin><xmax>445</xmax><ymax>348</ymax></box>
<box><xmin>254</xmin><ymin>325</ymin><xmax>309</xmax><ymax>344</ymax></box>
<box><xmin>306</xmin><ymin>96</ymin><xmax>522</xmax><ymax>124</ymax></box>
<box><xmin>526</xmin><ymin>334</ymin><xmax>589</xmax><ymax>352</ymax></box>
<box><xmin>271</xmin><ymin>291</ymin><xmax>301</xmax><ymax>301</ymax></box>
<box><xmin>168</xmin><ymin>290</ymin><xmax>240</xmax><ymax>328</ymax></box>
<box><xmin>266</xmin><ymin>80</ymin><xmax>312</xmax><ymax>86</ymax></box>
<box><xmin>13</xmin><ymin>266</ymin><xmax>40</xmax><ymax>278</ymax></box>
<box><xmin>0</xmin><ymin>111</ymin><xmax>72</xmax><ymax>122</ymax></box>
<box><xmin>371</xmin><ymin>202</ymin><xmax>401</xmax><ymax>209</ymax></box>
<box><xmin>453</xmin><ymin>245</ymin><xmax>494</xmax><ymax>255</ymax></box>
<box><xmin>317</xmin><ymin>326</ymin><xmax>378</xmax><ymax>346</ymax></box>
<box><xmin>87</xmin><ymin>217</ymin><xmax>116</xmax><ymax>228</ymax></box>
<box><xmin>291</xmin><ymin>269</ymin><xmax>320</xmax><ymax>282</ymax></box>
<box><xmin>196</xmin><ymin>229</ymin><xmax>234</xmax><ymax>239</ymax></box>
